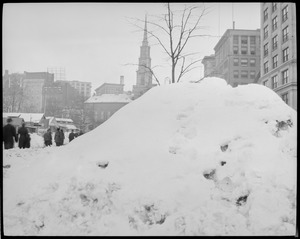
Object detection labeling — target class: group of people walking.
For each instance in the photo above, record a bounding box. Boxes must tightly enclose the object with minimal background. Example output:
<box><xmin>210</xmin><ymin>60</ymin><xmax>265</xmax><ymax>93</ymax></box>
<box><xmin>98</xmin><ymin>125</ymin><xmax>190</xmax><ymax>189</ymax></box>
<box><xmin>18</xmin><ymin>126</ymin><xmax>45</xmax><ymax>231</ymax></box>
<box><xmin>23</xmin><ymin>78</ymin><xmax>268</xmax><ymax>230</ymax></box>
<box><xmin>43</xmin><ymin>128</ymin><xmax>77</xmax><ymax>147</ymax></box>
<box><xmin>3</xmin><ymin>117</ymin><xmax>80</xmax><ymax>150</ymax></box>
<box><xmin>3</xmin><ymin>118</ymin><xmax>31</xmax><ymax>149</ymax></box>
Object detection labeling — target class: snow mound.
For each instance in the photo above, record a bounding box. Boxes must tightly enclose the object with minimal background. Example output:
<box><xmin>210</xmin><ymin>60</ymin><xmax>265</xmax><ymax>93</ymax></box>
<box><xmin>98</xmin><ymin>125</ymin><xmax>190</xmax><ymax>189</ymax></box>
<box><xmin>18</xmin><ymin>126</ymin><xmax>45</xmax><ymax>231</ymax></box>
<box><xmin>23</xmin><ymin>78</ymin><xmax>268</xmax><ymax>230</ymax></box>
<box><xmin>3</xmin><ymin>78</ymin><xmax>297</xmax><ymax>236</ymax></box>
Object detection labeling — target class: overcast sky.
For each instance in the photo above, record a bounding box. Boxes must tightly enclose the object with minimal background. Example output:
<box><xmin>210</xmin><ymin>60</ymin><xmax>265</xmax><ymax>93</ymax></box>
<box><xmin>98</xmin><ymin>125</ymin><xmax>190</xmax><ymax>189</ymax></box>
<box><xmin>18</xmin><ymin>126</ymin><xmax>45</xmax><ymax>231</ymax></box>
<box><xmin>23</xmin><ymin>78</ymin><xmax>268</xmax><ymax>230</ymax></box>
<box><xmin>3</xmin><ymin>2</ymin><xmax>260</xmax><ymax>92</ymax></box>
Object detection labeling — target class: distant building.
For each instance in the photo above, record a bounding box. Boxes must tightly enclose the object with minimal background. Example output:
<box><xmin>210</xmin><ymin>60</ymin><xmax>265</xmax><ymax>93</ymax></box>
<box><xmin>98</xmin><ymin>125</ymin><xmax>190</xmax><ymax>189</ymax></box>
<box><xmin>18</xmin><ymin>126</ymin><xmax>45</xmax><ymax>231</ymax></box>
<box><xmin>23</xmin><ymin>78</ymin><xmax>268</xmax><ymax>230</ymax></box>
<box><xmin>68</xmin><ymin>80</ymin><xmax>92</xmax><ymax>99</ymax></box>
<box><xmin>213</xmin><ymin>29</ymin><xmax>261</xmax><ymax>87</ymax></box>
<box><xmin>95</xmin><ymin>76</ymin><xmax>125</xmax><ymax>96</ymax></box>
<box><xmin>84</xmin><ymin>77</ymin><xmax>132</xmax><ymax>131</ymax></box>
<box><xmin>55</xmin><ymin>80</ymin><xmax>92</xmax><ymax>100</ymax></box>
<box><xmin>3</xmin><ymin>69</ymin><xmax>24</xmax><ymax>88</ymax></box>
<box><xmin>257</xmin><ymin>3</ymin><xmax>297</xmax><ymax>110</ymax></box>
<box><xmin>55</xmin><ymin>117</ymin><xmax>79</xmax><ymax>133</ymax></box>
<box><xmin>84</xmin><ymin>93</ymin><xmax>132</xmax><ymax>131</ymax></box>
<box><xmin>3</xmin><ymin>112</ymin><xmax>47</xmax><ymax>133</ymax></box>
<box><xmin>47</xmin><ymin>67</ymin><xmax>66</xmax><ymax>81</ymax></box>
<box><xmin>201</xmin><ymin>54</ymin><xmax>218</xmax><ymax>77</ymax></box>
<box><xmin>132</xmin><ymin>15</ymin><xmax>156</xmax><ymax>99</ymax></box>
<box><xmin>21</xmin><ymin>71</ymin><xmax>54</xmax><ymax>113</ymax></box>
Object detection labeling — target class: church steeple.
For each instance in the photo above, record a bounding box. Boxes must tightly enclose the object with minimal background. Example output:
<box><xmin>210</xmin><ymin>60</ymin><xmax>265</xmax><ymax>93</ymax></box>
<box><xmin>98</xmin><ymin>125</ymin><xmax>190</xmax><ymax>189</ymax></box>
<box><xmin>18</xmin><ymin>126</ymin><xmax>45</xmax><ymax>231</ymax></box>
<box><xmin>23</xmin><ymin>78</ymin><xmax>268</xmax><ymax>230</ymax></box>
<box><xmin>132</xmin><ymin>14</ymin><xmax>153</xmax><ymax>99</ymax></box>
<box><xmin>142</xmin><ymin>15</ymin><xmax>148</xmax><ymax>45</ymax></box>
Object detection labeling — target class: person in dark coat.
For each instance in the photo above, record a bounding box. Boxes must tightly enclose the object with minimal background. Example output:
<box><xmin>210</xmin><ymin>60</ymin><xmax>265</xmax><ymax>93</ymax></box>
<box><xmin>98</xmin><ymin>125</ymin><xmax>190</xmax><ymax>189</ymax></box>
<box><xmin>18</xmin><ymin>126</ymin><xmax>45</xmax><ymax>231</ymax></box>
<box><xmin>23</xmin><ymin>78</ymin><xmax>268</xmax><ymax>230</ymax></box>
<box><xmin>68</xmin><ymin>130</ymin><xmax>75</xmax><ymax>142</ymax></box>
<box><xmin>54</xmin><ymin>128</ymin><xmax>61</xmax><ymax>146</ymax></box>
<box><xmin>17</xmin><ymin>122</ymin><xmax>29</xmax><ymax>149</ymax></box>
<box><xmin>3</xmin><ymin>118</ymin><xmax>18</xmax><ymax>149</ymax></box>
<box><xmin>43</xmin><ymin>128</ymin><xmax>52</xmax><ymax>146</ymax></box>
<box><xmin>59</xmin><ymin>129</ymin><xmax>65</xmax><ymax>146</ymax></box>
<box><xmin>25</xmin><ymin>133</ymin><xmax>31</xmax><ymax>148</ymax></box>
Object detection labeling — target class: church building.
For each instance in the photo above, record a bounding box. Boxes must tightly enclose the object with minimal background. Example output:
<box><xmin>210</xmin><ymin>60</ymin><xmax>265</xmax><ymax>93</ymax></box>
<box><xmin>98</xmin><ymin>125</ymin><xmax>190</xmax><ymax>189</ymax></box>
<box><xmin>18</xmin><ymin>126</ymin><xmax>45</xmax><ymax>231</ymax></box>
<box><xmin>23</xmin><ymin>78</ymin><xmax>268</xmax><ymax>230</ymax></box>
<box><xmin>132</xmin><ymin>16</ymin><xmax>156</xmax><ymax>99</ymax></box>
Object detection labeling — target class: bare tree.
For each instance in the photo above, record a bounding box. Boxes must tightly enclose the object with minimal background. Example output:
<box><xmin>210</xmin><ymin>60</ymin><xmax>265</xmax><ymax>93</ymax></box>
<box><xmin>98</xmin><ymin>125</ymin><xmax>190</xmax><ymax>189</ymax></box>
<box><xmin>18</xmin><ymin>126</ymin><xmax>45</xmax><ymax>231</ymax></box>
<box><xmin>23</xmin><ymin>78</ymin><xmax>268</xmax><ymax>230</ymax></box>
<box><xmin>130</xmin><ymin>3</ymin><xmax>208</xmax><ymax>84</ymax></box>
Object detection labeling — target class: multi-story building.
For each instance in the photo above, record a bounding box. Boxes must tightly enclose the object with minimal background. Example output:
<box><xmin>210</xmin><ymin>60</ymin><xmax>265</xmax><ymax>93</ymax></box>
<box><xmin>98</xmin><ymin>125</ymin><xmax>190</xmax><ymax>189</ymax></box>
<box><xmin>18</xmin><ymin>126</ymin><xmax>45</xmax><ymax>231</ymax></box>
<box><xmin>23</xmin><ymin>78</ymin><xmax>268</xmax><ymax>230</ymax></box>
<box><xmin>21</xmin><ymin>71</ymin><xmax>54</xmax><ymax>113</ymax></box>
<box><xmin>47</xmin><ymin>67</ymin><xmax>66</xmax><ymax>81</ymax></box>
<box><xmin>258</xmin><ymin>3</ymin><xmax>297</xmax><ymax>110</ymax></box>
<box><xmin>201</xmin><ymin>54</ymin><xmax>218</xmax><ymax>78</ymax></box>
<box><xmin>95</xmin><ymin>76</ymin><xmax>124</xmax><ymax>96</ymax></box>
<box><xmin>68</xmin><ymin>80</ymin><xmax>92</xmax><ymax>100</ymax></box>
<box><xmin>132</xmin><ymin>16</ymin><xmax>156</xmax><ymax>99</ymax></box>
<box><xmin>213</xmin><ymin>29</ymin><xmax>261</xmax><ymax>87</ymax></box>
<box><xmin>84</xmin><ymin>76</ymin><xmax>131</xmax><ymax>131</ymax></box>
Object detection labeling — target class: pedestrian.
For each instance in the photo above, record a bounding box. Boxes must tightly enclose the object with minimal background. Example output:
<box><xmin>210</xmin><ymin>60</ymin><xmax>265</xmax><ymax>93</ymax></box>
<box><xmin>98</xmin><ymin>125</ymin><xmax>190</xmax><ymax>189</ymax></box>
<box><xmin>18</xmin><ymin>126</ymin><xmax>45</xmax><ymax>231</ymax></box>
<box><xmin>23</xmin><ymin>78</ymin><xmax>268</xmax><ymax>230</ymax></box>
<box><xmin>17</xmin><ymin>122</ymin><xmax>29</xmax><ymax>149</ymax></box>
<box><xmin>25</xmin><ymin>133</ymin><xmax>31</xmax><ymax>148</ymax></box>
<box><xmin>43</xmin><ymin>128</ymin><xmax>52</xmax><ymax>147</ymax></box>
<box><xmin>59</xmin><ymin>128</ymin><xmax>65</xmax><ymax>146</ymax></box>
<box><xmin>68</xmin><ymin>130</ymin><xmax>75</xmax><ymax>142</ymax></box>
<box><xmin>54</xmin><ymin>128</ymin><xmax>61</xmax><ymax>146</ymax></box>
<box><xmin>3</xmin><ymin>118</ymin><xmax>18</xmax><ymax>149</ymax></box>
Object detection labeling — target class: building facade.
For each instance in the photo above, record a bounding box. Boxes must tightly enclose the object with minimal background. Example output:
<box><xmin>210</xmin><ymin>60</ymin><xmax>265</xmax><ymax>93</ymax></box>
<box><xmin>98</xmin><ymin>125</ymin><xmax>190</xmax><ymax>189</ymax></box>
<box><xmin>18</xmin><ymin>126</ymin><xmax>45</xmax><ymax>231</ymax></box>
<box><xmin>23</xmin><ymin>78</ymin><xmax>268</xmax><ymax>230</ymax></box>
<box><xmin>258</xmin><ymin>3</ymin><xmax>297</xmax><ymax>110</ymax></box>
<box><xmin>68</xmin><ymin>80</ymin><xmax>92</xmax><ymax>99</ymax></box>
<box><xmin>84</xmin><ymin>94</ymin><xmax>132</xmax><ymax>131</ymax></box>
<box><xmin>201</xmin><ymin>54</ymin><xmax>218</xmax><ymax>78</ymax></box>
<box><xmin>132</xmin><ymin>16</ymin><xmax>155</xmax><ymax>99</ymax></box>
<box><xmin>95</xmin><ymin>76</ymin><xmax>125</xmax><ymax>96</ymax></box>
<box><xmin>21</xmin><ymin>71</ymin><xmax>54</xmax><ymax>113</ymax></box>
<box><xmin>213</xmin><ymin>29</ymin><xmax>261</xmax><ymax>87</ymax></box>
<box><xmin>47</xmin><ymin>67</ymin><xmax>66</xmax><ymax>81</ymax></box>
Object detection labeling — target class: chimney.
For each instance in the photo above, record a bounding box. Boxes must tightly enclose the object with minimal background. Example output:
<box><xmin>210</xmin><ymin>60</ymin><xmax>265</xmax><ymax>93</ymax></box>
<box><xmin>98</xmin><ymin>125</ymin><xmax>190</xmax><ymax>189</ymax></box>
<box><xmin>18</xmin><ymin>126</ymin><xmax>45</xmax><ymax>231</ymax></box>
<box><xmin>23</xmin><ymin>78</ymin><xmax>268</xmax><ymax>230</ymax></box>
<box><xmin>120</xmin><ymin>75</ymin><xmax>124</xmax><ymax>85</ymax></box>
<box><xmin>5</xmin><ymin>69</ymin><xmax>9</xmax><ymax>75</ymax></box>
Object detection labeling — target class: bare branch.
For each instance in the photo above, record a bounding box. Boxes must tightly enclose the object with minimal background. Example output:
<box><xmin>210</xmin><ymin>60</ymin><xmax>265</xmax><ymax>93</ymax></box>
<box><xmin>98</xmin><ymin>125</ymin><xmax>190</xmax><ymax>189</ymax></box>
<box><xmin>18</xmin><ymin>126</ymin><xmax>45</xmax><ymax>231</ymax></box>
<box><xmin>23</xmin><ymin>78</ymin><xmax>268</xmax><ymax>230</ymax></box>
<box><xmin>123</xmin><ymin>63</ymin><xmax>161</xmax><ymax>86</ymax></box>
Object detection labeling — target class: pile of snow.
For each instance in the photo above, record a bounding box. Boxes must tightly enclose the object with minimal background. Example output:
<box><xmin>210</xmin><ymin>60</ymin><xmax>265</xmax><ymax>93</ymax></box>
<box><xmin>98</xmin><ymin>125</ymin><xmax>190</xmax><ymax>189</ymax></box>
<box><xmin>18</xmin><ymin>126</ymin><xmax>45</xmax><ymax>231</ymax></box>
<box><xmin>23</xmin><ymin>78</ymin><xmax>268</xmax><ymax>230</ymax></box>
<box><xmin>85</xmin><ymin>93</ymin><xmax>132</xmax><ymax>103</ymax></box>
<box><xmin>3</xmin><ymin>78</ymin><xmax>297</xmax><ymax>236</ymax></box>
<box><xmin>29</xmin><ymin>133</ymin><xmax>45</xmax><ymax>148</ymax></box>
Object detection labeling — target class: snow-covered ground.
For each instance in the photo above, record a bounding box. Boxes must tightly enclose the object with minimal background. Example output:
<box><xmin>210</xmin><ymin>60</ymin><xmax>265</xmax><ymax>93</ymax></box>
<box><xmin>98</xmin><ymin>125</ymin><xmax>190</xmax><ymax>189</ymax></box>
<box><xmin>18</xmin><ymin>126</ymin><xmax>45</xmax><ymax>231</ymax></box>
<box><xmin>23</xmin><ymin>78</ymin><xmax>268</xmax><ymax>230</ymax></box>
<box><xmin>3</xmin><ymin>78</ymin><xmax>297</xmax><ymax>236</ymax></box>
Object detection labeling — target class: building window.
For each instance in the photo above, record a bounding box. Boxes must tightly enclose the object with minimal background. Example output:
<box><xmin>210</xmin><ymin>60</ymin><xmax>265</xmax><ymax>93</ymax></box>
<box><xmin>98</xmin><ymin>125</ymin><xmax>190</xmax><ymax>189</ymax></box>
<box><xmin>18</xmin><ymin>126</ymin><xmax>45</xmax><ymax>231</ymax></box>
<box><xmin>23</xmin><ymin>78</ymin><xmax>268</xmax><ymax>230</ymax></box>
<box><xmin>241</xmin><ymin>59</ymin><xmax>248</xmax><ymax>67</ymax></box>
<box><xmin>263</xmin><ymin>80</ymin><xmax>268</xmax><ymax>86</ymax></box>
<box><xmin>272</xmin><ymin>16</ymin><xmax>278</xmax><ymax>31</ymax></box>
<box><xmin>264</xmin><ymin>8</ymin><xmax>268</xmax><ymax>21</ymax></box>
<box><xmin>264</xmin><ymin>61</ymin><xmax>269</xmax><ymax>74</ymax></box>
<box><xmin>271</xmin><ymin>75</ymin><xmax>278</xmax><ymax>89</ymax></box>
<box><xmin>264</xmin><ymin>43</ymin><xmax>269</xmax><ymax>57</ymax></box>
<box><xmin>272</xmin><ymin>55</ymin><xmax>278</xmax><ymax>68</ymax></box>
<box><xmin>241</xmin><ymin>70</ymin><xmax>248</xmax><ymax>78</ymax></box>
<box><xmin>233</xmin><ymin>35</ymin><xmax>239</xmax><ymax>44</ymax></box>
<box><xmin>241</xmin><ymin>36</ymin><xmax>248</xmax><ymax>44</ymax></box>
<box><xmin>282</xmin><ymin>26</ymin><xmax>288</xmax><ymax>42</ymax></box>
<box><xmin>100</xmin><ymin>111</ymin><xmax>104</xmax><ymax>120</ymax></box>
<box><xmin>264</xmin><ymin>25</ymin><xmax>268</xmax><ymax>39</ymax></box>
<box><xmin>250</xmin><ymin>71</ymin><xmax>256</xmax><ymax>79</ymax></box>
<box><xmin>272</xmin><ymin>35</ymin><xmax>278</xmax><ymax>50</ymax></box>
<box><xmin>250</xmin><ymin>47</ymin><xmax>256</xmax><ymax>55</ymax></box>
<box><xmin>233</xmin><ymin>46</ymin><xmax>239</xmax><ymax>54</ymax></box>
<box><xmin>250</xmin><ymin>59</ymin><xmax>256</xmax><ymax>67</ymax></box>
<box><xmin>272</xmin><ymin>3</ymin><xmax>277</xmax><ymax>12</ymax></box>
<box><xmin>282</xmin><ymin>5</ymin><xmax>288</xmax><ymax>22</ymax></box>
<box><xmin>233</xmin><ymin>58</ymin><xmax>239</xmax><ymax>66</ymax></box>
<box><xmin>250</xmin><ymin>36</ymin><xmax>256</xmax><ymax>44</ymax></box>
<box><xmin>282</xmin><ymin>69</ymin><xmax>289</xmax><ymax>84</ymax></box>
<box><xmin>283</xmin><ymin>47</ymin><xmax>289</xmax><ymax>62</ymax></box>
<box><xmin>233</xmin><ymin>70</ymin><xmax>239</xmax><ymax>78</ymax></box>
<box><xmin>281</xmin><ymin>92</ymin><xmax>289</xmax><ymax>104</ymax></box>
<box><xmin>241</xmin><ymin>46</ymin><xmax>247</xmax><ymax>55</ymax></box>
